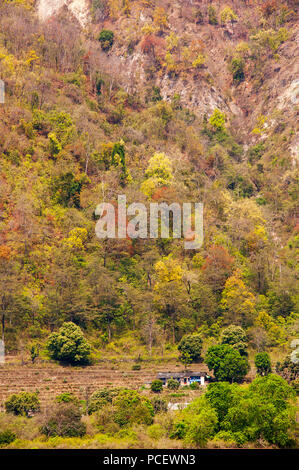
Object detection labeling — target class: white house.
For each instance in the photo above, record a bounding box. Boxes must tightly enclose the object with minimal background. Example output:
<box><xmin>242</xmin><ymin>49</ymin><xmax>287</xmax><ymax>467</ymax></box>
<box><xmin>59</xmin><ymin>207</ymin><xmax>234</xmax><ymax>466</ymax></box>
<box><xmin>157</xmin><ymin>371</ymin><xmax>209</xmax><ymax>387</ymax></box>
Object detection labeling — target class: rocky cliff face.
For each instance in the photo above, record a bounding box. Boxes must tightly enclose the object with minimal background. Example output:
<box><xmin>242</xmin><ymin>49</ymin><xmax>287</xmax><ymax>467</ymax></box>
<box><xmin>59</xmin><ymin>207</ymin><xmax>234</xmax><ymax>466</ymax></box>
<box><xmin>37</xmin><ymin>0</ymin><xmax>90</xmax><ymax>27</ymax></box>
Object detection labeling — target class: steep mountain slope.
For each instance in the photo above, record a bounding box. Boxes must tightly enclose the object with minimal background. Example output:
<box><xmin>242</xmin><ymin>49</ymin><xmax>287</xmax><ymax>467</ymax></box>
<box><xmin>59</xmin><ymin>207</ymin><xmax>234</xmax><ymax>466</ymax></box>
<box><xmin>0</xmin><ymin>0</ymin><xmax>298</xmax><ymax>362</ymax></box>
<box><xmin>36</xmin><ymin>0</ymin><xmax>298</xmax><ymax>151</ymax></box>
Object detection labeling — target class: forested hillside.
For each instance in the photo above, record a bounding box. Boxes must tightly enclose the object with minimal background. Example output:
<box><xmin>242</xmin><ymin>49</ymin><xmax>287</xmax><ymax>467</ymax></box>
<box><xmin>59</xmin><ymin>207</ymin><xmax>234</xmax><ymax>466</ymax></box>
<box><xmin>0</xmin><ymin>0</ymin><xmax>298</xmax><ymax>449</ymax></box>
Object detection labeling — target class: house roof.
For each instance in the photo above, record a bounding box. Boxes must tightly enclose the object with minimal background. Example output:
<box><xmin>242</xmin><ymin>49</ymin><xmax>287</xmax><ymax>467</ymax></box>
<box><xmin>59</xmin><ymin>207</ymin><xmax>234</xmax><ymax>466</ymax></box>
<box><xmin>157</xmin><ymin>371</ymin><xmax>207</xmax><ymax>379</ymax></box>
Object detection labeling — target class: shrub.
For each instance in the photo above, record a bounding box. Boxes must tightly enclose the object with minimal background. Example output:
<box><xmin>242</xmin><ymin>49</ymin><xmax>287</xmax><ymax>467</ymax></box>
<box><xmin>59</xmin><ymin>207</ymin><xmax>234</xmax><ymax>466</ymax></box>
<box><xmin>0</xmin><ymin>430</ymin><xmax>16</xmax><ymax>446</ymax></box>
<box><xmin>48</xmin><ymin>132</ymin><xmax>61</xmax><ymax>157</ymax></box>
<box><xmin>209</xmin><ymin>109</ymin><xmax>226</xmax><ymax>131</ymax></box>
<box><xmin>55</xmin><ymin>393</ymin><xmax>80</xmax><ymax>405</ymax></box>
<box><xmin>220</xmin><ymin>7</ymin><xmax>238</xmax><ymax>24</ymax></box>
<box><xmin>41</xmin><ymin>403</ymin><xmax>86</xmax><ymax>437</ymax></box>
<box><xmin>88</xmin><ymin>389</ymin><xmax>114</xmax><ymax>414</ymax></box>
<box><xmin>151</xmin><ymin>380</ymin><xmax>163</xmax><ymax>393</ymax></box>
<box><xmin>46</xmin><ymin>322</ymin><xmax>91</xmax><ymax>365</ymax></box>
<box><xmin>192</xmin><ymin>54</ymin><xmax>205</xmax><ymax>69</ymax></box>
<box><xmin>189</xmin><ymin>381</ymin><xmax>200</xmax><ymax>390</ymax></box>
<box><xmin>276</xmin><ymin>355</ymin><xmax>299</xmax><ymax>383</ymax></box>
<box><xmin>98</xmin><ymin>29</ymin><xmax>114</xmax><ymax>51</ymax></box>
<box><xmin>30</xmin><ymin>345</ymin><xmax>39</xmax><ymax>364</ymax></box>
<box><xmin>208</xmin><ymin>5</ymin><xmax>218</xmax><ymax>25</ymax></box>
<box><xmin>291</xmin><ymin>379</ymin><xmax>299</xmax><ymax>394</ymax></box>
<box><xmin>230</xmin><ymin>56</ymin><xmax>245</xmax><ymax>82</ymax></box>
<box><xmin>132</xmin><ymin>364</ymin><xmax>141</xmax><ymax>370</ymax></box>
<box><xmin>147</xmin><ymin>423</ymin><xmax>165</xmax><ymax>440</ymax></box>
<box><xmin>167</xmin><ymin>379</ymin><xmax>180</xmax><ymax>390</ymax></box>
<box><xmin>140</xmin><ymin>34</ymin><xmax>164</xmax><ymax>56</ymax></box>
<box><xmin>255</xmin><ymin>352</ymin><xmax>272</xmax><ymax>376</ymax></box>
<box><xmin>194</xmin><ymin>8</ymin><xmax>204</xmax><ymax>24</ymax></box>
<box><xmin>141</xmin><ymin>152</ymin><xmax>173</xmax><ymax>197</ymax></box>
<box><xmin>151</xmin><ymin>397</ymin><xmax>168</xmax><ymax>414</ymax></box>
<box><xmin>153</xmin><ymin>6</ymin><xmax>168</xmax><ymax>30</ymax></box>
<box><xmin>151</xmin><ymin>85</ymin><xmax>162</xmax><ymax>102</ymax></box>
<box><xmin>250</xmin><ymin>28</ymin><xmax>289</xmax><ymax>53</ymax></box>
<box><xmin>5</xmin><ymin>392</ymin><xmax>40</xmax><ymax>417</ymax></box>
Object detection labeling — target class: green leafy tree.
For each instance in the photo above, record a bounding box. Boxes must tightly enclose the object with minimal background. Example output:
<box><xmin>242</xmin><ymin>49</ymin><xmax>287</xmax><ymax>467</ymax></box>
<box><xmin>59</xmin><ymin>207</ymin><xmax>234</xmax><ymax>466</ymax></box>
<box><xmin>5</xmin><ymin>392</ymin><xmax>40</xmax><ymax>417</ymax></box>
<box><xmin>51</xmin><ymin>172</ymin><xmax>89</xmax><ymax>208</ymax></box>
<box><xmin>221</xmin><ymin>375</ymin><xmax>296</xmax><ymax>447</ymax></box>
<box><xmin>255</xmin><ymin>352</ymin><xmax>272</xmax><ymax>376</ymax></box>
<box><xmin>206</xmin><ymin>376</ymin><xmax>296</xmax><ymax>447</ymax></box>
<box><xmin>221</xmin><ymin>325</ymin><xmax>248</xmax><ymax>356</ymax></box>
<box><xmin>46</xmin><ymin>322</ymin><xmax>91</xmax><ymax>365</ymax></box>
<box><xmin>205</xmin><ymin>344</ymin><xmax>250</xmax><ymax>383</ymax></box>
<box><xmin>88</xmin><ymin>388</ymin><xmax>115</xmax><ymax>414</ymax></box>
<box><xmin>184</xmin><ymin>407</ymin><xmax>218</xmax><ymax>446</ymax></box>
<box><xmin>98</xmin><ymin>29</ymin><xmax>114</xmax><ymax>51</ymax></box>
<box><xmin>180</xmin><ymin>351</ymin><xmax>192</xmax><ymax>370</ymax></box>
<box><xmin>249</xmin><ymin>374</ymin><xmax>295</xmax><ymax>412</ymax></box>
<box><xmin>113</xmin><ymin>389</ymin><xmax>154</xmax><ymax>426</ymax></box>
<box><xmin>172</xmin><ymin>397</ymin><xmax>218</xmax><ymax>446</ymax></box>
<box><xmin>178</xmin><ymin>334</ymin><xmax>203</xmax><ymax>364</ymax></box>
<box><xmin>205</xmin><ymin>381</ymin><xmax>240</xmax><ymax>422</ymax></box>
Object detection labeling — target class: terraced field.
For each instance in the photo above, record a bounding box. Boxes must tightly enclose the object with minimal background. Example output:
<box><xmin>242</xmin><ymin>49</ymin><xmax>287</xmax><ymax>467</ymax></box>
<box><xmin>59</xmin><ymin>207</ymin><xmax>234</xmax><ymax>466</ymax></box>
<box><xmin>0</xmin><ymin>360</ymin><xmax>209</xmax><ymax>409</ymax></box>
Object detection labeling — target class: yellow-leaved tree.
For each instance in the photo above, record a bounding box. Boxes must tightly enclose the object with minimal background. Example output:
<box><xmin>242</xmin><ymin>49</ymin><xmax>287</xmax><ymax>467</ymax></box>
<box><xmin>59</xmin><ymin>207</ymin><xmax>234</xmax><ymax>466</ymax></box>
<box><xmin>220</xmin><ymin>269</ymin><xmax>256</xmax><ymax>327</ymax></box>
<box><xmin>154</xmin><ymin>256</ymin><xmax>190</xmax><ymax>343</ymax></box>
<box><xmin>63</xmin><ymin>227</ymin><xmax>88</xmax><ymax>252</ymax></box>
<box><xmin>255</xmin><ymin>310</ymin><xmax>288</xmax><ymax>347</ymax></box>
<box><xmin>141</xmin><ymin>152</ymin><xmax>173</xmax><ymax>197</ymax></box>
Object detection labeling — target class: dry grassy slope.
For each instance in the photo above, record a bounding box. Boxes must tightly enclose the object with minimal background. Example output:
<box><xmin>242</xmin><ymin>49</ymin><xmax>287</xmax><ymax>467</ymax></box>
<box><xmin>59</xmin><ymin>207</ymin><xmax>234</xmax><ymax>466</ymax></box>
<box><xmin>0</xmin><ymin>362</ymin><xmax>210</xmax><ymax>409</ymax></box>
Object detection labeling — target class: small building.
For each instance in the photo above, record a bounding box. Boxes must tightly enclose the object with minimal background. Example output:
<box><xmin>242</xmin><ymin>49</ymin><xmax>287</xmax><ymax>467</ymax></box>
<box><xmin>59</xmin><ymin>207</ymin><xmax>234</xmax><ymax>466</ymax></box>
<box><xmin>157</xmin><ymin>371</ymin><xmax>209</xmax><ymax>387</ymax></box>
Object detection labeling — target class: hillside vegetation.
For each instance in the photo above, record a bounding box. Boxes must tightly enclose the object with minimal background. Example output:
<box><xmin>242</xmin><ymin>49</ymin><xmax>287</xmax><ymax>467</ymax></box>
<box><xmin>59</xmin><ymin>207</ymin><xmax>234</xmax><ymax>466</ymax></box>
<box><xmin>0</xmin><ymin>0</ymin><xmax>298</xmax><ymax>449</ymax></box>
